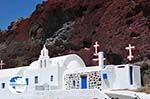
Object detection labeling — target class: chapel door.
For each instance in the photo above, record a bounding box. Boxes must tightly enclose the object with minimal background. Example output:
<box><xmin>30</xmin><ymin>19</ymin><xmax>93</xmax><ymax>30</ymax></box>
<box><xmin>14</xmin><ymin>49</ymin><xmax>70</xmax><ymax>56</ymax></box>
<box><xmin>81</xmin><ymin>75</ymin><xmax>87</xmax><ymax>89</ymax></box>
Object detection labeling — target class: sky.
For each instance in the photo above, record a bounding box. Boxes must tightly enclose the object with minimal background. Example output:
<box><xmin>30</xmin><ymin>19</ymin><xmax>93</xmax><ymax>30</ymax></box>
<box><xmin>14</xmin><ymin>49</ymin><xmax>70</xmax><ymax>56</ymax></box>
<box><xmin>0</xmin><ymin>0</ymin><xmax>43</xmax><ymax>30</ymax></box>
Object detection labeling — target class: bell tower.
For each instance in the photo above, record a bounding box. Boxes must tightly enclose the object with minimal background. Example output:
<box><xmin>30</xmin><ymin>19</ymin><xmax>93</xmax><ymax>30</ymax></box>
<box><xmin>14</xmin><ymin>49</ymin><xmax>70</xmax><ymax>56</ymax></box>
<box><xmin>39</xmin><ymin>45</ymin><xmax>50</xmax><ymax>68</ymax></box>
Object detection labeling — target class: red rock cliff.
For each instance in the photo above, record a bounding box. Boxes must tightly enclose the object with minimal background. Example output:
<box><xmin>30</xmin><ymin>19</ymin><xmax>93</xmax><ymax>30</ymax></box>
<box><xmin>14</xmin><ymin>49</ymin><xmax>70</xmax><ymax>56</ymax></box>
<box><xmin>0</xmin><ymin>0</ymin><xmax>150</xmax><ymax>85</ymax></box>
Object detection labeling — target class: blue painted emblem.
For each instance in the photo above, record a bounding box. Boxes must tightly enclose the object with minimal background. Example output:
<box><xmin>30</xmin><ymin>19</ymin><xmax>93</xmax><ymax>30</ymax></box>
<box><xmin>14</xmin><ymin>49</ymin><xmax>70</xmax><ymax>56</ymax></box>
<box><xmin>8</xmin><ymin>75</ymin><xmax>28</xmax><ymax>94</ymax></box>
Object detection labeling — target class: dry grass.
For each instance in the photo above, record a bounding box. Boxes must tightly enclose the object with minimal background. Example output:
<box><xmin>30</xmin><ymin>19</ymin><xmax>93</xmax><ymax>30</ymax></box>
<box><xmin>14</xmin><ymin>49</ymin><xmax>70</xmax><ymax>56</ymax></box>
<box><xmin>135</xmin><ymin>86</ymin><xmax>150</xmax><ymax>94</ymax></box>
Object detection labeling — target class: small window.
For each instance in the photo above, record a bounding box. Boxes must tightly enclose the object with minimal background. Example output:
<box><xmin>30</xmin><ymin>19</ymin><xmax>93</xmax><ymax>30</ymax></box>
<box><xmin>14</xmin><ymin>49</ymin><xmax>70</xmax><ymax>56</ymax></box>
<box><xmin>73</xmin><ymin>80</ymin><xmax>76</xmax><ymax>87</ymax></box>
<box><xmin>43</xmin><ymin>51</ymin><xmax>45</xmax><ymax>56</ymax></box>
<box><xmin>2</xmin><ymin>83</ymin><xmax>5</xmax><ymax>89</ymax></box>
<box><xmin>50</xmin><ymin>75</ymin><xmax>53</xmax><ymax>82</ymax></box>
<box><xmin>44</xmin><ymin>60</ymin><xmax>46</xmax><ymax>68</ymax></box>
<box><xmin>26</xmin><ymin>78</ymin><xmax>29</xmax><ymax>85</ymax></box>
<box><xmin>102</xmin><ymin>73</ymin><xmax>108</xmax><ymax>79</ymax></box>
<box><xmin>40</xmin><ymin>60</ymin><xmax>42</xmax><ymax>68</ymax></box>
<box><xmin>35</xmin><ymin>76</ymin><xmax>38</xmax><ymax>84</ymax></box>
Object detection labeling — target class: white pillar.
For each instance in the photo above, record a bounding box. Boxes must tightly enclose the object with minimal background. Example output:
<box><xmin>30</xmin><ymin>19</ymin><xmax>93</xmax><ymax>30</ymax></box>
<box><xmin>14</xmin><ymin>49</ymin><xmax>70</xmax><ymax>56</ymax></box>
<box><xmin>98</xmin><ymin>52</ymin><xmax>104</xmax><ymax>69</ymax></box>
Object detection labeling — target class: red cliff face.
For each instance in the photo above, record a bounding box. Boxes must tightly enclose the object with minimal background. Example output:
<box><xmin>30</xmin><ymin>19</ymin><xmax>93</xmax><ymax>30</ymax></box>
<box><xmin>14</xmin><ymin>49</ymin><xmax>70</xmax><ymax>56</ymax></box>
<box><xmin>0</xmin><ymin>0</ymin><xmax>150</xmax><ymax>85</ymax></box>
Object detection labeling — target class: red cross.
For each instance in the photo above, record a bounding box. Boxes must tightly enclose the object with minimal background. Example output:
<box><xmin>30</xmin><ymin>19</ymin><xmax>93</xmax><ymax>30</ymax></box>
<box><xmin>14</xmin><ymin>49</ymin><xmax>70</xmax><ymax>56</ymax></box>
<box><xmin>93</xmin><ymin>41</ymin><xmax>100</xmax><ymax>56</ymax></box>
<box><xmin>0</xmin><ymin>60</ymin><xmax>5</xmax><ymax>69</ymax></box>
<box><xmin>125</xmin><ymin>44</ymin><xmax>135</xmax><ymax>61</ymax></box>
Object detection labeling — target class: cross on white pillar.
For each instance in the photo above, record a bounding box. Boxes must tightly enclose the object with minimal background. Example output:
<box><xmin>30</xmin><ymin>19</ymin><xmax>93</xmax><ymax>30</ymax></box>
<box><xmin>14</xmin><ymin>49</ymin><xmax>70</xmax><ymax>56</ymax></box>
<box><xmin>92</xmin><ymin>41</ymin><xmax>105</xmax><ymax>68</ymax></box>
<box><xmin>0</xmin><ymin>60</ymin><xmax>5</xmax><ymax>69</ymax></box>
<box><xmin>92</xmin><ymin>58</ymin><xmax>99</xmax><ymax>62</ymax></box>
<box><xmin>125</xmin><ymin>44</ymin><xmax>135</xmax><ymax>61</ymax></box>
<box><xmin>93</xmin><ymin>41</ymin><xmax>100</xmax><ymax>56</ymax></box>
<box><xmin>93</xmin><ymin>41</ymin><xmax>100</xmax><ymax>62</ymax></box>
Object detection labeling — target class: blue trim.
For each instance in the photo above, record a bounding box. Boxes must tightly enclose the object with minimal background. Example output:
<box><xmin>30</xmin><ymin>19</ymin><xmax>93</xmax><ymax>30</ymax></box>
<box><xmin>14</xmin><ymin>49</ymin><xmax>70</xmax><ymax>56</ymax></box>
<box><xmin>129</xmin><ymin>66</ymin><xmax>133</xmax><ymax>85</ymax></box>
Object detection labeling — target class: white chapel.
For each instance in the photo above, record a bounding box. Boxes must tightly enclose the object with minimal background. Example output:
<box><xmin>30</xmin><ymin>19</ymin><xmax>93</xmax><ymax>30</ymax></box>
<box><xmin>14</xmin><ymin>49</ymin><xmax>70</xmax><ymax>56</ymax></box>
<box><xmin>0</xmin><ymin>44</ymin><xmax>149</xmax><ymax>99</ymax></box>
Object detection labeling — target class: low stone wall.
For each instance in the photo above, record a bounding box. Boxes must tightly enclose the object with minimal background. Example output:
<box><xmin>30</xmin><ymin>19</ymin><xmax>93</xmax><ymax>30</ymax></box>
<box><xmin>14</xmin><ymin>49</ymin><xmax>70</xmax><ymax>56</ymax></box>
<box><xmin>64</xmin><ymin>71</ymin><xmax>102</xmax><ymax>90</ymax></box>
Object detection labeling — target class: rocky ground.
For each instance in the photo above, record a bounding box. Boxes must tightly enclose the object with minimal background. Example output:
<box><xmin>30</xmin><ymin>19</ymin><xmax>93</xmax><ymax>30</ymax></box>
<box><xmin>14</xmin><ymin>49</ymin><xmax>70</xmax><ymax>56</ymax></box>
<box><xmin>0</xmin><ymin>0</ymin><xmax>150</xmax><ymax>87</ymax></box>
